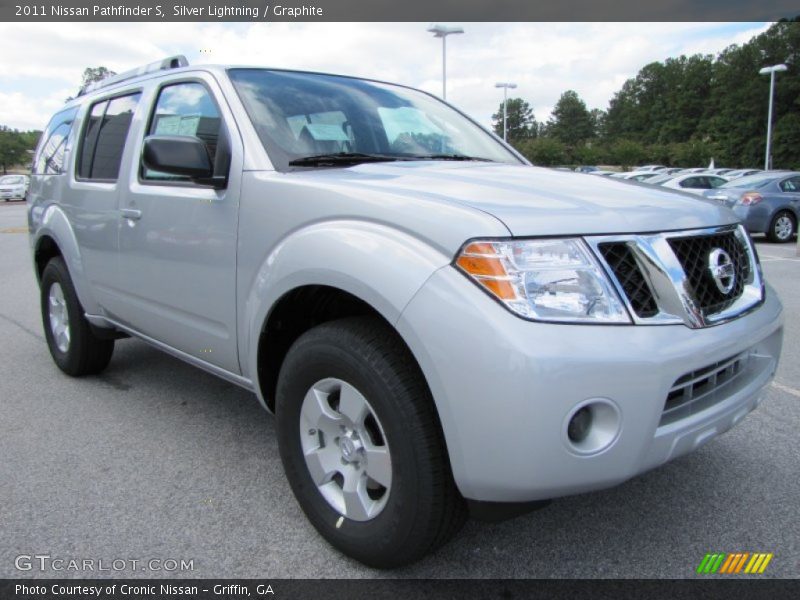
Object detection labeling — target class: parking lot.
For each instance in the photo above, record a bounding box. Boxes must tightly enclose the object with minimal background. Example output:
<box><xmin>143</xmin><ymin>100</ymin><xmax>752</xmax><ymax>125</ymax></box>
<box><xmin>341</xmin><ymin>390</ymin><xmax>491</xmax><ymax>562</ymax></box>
<box><xmin>1</xmin><ymin>199</ymin><xmax>798</xmax><ymax>579</ymax></box>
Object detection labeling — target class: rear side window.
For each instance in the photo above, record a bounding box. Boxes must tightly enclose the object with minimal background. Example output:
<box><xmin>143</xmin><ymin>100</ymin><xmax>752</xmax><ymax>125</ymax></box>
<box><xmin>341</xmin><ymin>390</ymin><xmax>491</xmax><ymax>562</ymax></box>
<box><xmin>77</xmin><ymin>93</ymin><xmax>141</xmax><ymax>181</ymax></box>
<box><xmin>32</xmin><ymin>107</ymin><xmax>78</xmax><ymax>175</ymax></box>
<box><xmin>780</xmin><ymin>177</ymin><xmax>800</xmax><ymax>192</ymax></box>
<box><xmin>143</xmin><ymin>82</ymin><xmax>221</xmax><ymax>182</ymax></box>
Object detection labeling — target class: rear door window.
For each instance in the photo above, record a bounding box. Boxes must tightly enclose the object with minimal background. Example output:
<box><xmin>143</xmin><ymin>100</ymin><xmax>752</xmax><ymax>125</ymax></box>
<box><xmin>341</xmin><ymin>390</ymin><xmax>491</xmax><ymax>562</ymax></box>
<box><xmin>779</xmin><ymin>177</ymin><xmax>800</xmax><ymax>192</ymax></box>
<box><xmin>77</xmin><ymin>92</ymin><xmax>141</xmax><ymax>181</ymax></box>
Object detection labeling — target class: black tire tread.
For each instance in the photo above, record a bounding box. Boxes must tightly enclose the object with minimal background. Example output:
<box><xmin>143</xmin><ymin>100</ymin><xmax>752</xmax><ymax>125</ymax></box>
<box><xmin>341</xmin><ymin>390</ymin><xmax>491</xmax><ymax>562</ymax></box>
<box><xmin>41</xmin><ymin>257</ymin><xmax>114</xmax><ymax>376</ymax></box>
<box><xmin>278</xmin><ymin>316</ymin><xmax>466</xmax><ymax>567</ymax></box>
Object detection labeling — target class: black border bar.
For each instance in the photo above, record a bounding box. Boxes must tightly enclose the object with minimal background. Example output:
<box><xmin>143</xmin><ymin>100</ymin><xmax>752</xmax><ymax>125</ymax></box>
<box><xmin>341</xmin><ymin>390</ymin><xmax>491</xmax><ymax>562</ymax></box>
<box><xmin>2</xmin><ymin>579</ymin><xmax>800</xmax><ymax>600</ymax></box>
<box><xmin>0</xmin><ymin>0</ymin><xmax>798</xmax><ymax>22</ymax></box>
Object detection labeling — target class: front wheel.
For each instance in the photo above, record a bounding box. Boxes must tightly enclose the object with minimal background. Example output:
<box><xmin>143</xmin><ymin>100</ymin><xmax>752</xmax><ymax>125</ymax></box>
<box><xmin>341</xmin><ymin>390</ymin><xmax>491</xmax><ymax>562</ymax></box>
<box><xmin>276</xmin><ymin>317</ymin><xmax>466</xmax><ymax>568</ymax></box>
<box><xmin>767</xmin><ymin>210</ymin><xmax>796</xmax><ymax>243</ymax></box>
<box><xmin>40</xmin><ymin>257</ymin><xmax>114</xmax><ymax>376</ymax></box>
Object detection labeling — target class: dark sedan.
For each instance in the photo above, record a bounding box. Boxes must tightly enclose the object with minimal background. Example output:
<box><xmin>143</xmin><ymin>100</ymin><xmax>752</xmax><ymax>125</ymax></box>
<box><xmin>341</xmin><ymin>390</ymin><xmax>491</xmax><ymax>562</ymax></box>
<box><xmin>703</xmin><ymin>171</ymin><xmax>800</xmax><ymax>242</ymax></box>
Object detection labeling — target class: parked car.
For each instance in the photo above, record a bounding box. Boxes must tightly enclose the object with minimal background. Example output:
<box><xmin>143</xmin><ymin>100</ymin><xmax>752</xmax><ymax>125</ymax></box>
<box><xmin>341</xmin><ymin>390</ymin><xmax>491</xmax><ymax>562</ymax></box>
<box><xmin>28</xmin><ymin>57</ymin><xmax>784</xmax><ymax>568</ymax></box>
<box><xmin>588</xmin><ymin>170</ymin><xmax>616</xmax><ymax>176</ymax></box>
<box><xmin>703</xmin><ymin>171</ymin><xmax>800</xmax><ymax>242</ymax></box>
<box><xmin>635</xmin><ymin>164</ymin><xmax>667</xmax><ymax>172</ymax></box>
<box><xmin>706</xmin><ymin>168</ymin><xmax>735</xmax><ymax>176</ymax></box>
<box><xmin>725</xmin><ymin>169</ymin><xmax>762</xmax><ymax>179</ymax></box>
<box><xmin>677</xmin><ymin>167</ymin><xmax>708</xmax><ymax>174</ymax></box>
<box><xmin>611</xmin><ymin>171</ymin><xmax>661</xmax><ymax>182</ymax></box>
<box><xmin>0</xmin><ymin>174</ymin><xmax>29</xmax><ymax>201</ymax></box>
<box><xmin>629</xmin><ymin>172</ymin><xmax>661</xmax><ymax>182</ymax></box>
<box><xmin>646</xmin><ymin>173</ymin><xmax>728</xmax><ymax>195</ymax></box>
<box><xmin>575</xmin><ymin>166</ymin><xmax>599</xmax><ymax>173</ymax></box>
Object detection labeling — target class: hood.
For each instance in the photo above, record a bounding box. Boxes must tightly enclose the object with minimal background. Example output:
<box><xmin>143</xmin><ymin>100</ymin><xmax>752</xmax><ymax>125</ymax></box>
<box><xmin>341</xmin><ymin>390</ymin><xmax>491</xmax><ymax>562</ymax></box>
<box><xmin>294</xmin><ymin>162</ymin><xmax>738</xmax><ymax>236</ymax></box>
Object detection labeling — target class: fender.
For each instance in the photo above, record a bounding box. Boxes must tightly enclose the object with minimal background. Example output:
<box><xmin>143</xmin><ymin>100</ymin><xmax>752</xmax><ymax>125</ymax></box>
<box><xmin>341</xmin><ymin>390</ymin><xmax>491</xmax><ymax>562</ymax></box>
<box><xmin>31</xmin><ymin>203</ymin><xmax>103</xmax><ymax>316</ymax></box>
<box><xmin>241</xmin><ymin>219</ymin><xmax>452</xmax><ymax>408</ymax></box>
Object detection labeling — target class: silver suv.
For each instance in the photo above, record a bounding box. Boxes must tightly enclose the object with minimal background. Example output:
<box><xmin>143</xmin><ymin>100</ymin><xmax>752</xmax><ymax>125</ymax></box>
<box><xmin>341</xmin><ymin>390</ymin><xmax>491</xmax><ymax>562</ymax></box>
<box><xmin>28</xmin><ymin>57</ymin><xmax>783</xmax><ymax>568</ymax></box>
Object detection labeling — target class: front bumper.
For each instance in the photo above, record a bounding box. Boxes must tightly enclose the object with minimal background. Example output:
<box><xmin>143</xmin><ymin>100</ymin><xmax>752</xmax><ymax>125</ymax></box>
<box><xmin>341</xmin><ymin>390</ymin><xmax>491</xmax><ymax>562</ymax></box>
<box><xmin>397</xmin><ymin>266</ymin><xmax>783</xmax><ymax>502</ymax></box>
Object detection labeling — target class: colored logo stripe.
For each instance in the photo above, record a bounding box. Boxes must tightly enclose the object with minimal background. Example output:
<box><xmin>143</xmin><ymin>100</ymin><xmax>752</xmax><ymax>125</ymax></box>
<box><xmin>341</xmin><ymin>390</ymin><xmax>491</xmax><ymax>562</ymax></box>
<box><xmin>697</xmin><ymin>553</ymin><xmax>773</xmax><ymax>574</ymax></box>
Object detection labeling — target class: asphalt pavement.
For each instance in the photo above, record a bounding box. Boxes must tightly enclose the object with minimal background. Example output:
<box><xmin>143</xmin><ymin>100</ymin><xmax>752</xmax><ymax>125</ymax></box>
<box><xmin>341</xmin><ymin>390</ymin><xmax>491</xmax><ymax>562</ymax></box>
<box><xmin>1</xmin><ymin>200</ymin><xmax>798</xmax><ymax>578</ymax></box>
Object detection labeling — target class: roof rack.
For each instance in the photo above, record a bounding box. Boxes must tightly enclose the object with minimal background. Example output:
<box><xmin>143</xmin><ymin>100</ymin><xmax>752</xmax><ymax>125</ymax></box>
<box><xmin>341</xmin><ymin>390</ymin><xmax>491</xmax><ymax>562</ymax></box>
<box><xmin>78</xmin><ymin>55</ymin><xmax>189</xmax><ymax>97</ymax></box>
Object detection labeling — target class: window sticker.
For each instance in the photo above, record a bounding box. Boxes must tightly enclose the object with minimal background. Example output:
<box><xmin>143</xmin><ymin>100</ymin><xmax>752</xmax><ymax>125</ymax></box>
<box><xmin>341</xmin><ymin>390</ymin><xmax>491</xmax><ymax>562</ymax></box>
<box><xmin>154</xmin><ymin>115</ymin><xmax>201</xmax><ymax>136</ymax></box>
<box><xmin>304</xmin><ymin>123</ymin><xmax>350</xmax><ymax>142</ymax></box>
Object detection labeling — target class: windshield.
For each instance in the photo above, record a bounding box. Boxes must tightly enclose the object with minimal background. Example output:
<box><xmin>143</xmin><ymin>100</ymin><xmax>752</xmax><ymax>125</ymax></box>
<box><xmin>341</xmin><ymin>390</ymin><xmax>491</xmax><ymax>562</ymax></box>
<box><xmin>0</xmin><ymin>176</ymin><xmax>25</xmax><ymax>185</ymax></box>
<box><xmin>720</xmin><ymin>174</ymin><xmax>781</xmax><ymax>189</ymax></box>
<box><xmin>228</xmin><ymin>69</ymin><xmax>521</xmax><ymax>170</ymax></box>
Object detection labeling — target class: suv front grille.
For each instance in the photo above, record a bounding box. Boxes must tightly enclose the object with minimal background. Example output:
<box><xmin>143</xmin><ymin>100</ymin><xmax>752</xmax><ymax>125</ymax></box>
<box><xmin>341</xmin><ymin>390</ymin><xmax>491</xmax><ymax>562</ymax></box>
<box><xmin>587</xmin><ymin>225</ymin><xmax>761</xmax><ymax>328</ymax></box>
<box><xmin>598</xmin><ymin>243</ymin><xmax>658</xmax><ymax>318</ymax></box>
<box><xmin>668</xmin><ymin>232</ymin><xmax>749</xmax><ymax>317</ymax></box>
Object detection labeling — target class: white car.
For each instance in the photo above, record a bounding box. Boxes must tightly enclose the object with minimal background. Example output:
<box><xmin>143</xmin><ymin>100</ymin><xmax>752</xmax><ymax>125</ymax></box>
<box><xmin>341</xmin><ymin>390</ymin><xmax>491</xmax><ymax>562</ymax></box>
<box><xmin>611</xmin><ymin>171</ymin><xmax>661</xmax><ymax>182</ymax></box>
<box><xmin>0</xmin><ymin>174</ymin><xmax>29</xmax><ymax>201</ymax></box>
<box><xmin>647</xmin><ymin>173</ymin><xmax>728</xmax><ymax>195</ymax></box>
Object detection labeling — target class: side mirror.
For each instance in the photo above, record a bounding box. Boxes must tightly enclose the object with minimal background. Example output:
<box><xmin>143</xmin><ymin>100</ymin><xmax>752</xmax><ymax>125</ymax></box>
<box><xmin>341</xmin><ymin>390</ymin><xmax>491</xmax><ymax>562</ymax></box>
<box><xmin>142</xmin><ymin>135</ymin><xmax>213</xmax><ymax>179</ymax></box>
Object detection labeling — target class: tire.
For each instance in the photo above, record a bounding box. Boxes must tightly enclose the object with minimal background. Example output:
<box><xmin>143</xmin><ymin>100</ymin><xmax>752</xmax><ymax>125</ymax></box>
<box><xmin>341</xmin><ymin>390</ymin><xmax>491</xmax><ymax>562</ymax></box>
<box><xmin>276</xmin><ymin>316</ymin><xmax>466</xmax><ymax>568</ymax></box>
<box><xmin>40</xmin><ymin>256</ymin><xmax>114</xmax><ymax>376</ymax></box>
<box><xmin>767</xmin><ymin>210</ymin><xmax>796</xmax><ymax>243</ymax></box>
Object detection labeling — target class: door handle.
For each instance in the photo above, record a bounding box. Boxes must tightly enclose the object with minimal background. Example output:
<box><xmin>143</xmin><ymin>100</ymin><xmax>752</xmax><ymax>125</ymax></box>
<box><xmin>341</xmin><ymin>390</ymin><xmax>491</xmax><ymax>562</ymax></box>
<box><xmin>120</xmin><ymin>208</ymin><xmax>142</xmax><ymax>221</ymax></box>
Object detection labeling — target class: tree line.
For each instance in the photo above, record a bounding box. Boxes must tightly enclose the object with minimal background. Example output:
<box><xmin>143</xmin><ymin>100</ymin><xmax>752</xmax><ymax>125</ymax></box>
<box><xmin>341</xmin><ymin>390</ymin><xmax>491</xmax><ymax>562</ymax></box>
<box><xmin>493</xmin><ymin>20</ymin><xmax>799</xmax><ymax>169</ymax></box>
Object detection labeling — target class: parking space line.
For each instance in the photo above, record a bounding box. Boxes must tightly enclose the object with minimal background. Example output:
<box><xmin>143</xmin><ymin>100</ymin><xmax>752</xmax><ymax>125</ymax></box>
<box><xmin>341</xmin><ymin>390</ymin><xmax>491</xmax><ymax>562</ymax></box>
<box><xmin>772</xmin><ymin>382</ymin><xmax>800</xmax><ymax>398</ymax></box>
<box><xmin>759</xmin><ymin>255</ymin><xmax>800</xmax><ymax>262</ymax></box>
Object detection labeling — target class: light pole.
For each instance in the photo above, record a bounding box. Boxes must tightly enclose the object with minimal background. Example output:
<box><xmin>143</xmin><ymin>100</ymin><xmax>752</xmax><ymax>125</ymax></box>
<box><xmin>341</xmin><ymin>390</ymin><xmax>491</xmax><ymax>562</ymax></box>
<box><xmin>495</xmin><ymin>82</ymin><xmax>517</xmax><ymax>141</ymax></box>
<box><xmin>759</xmin><ymin>63</ymin><xmax>788</xmax><ymax>170</ymax></box>
<box><xmin>427</xmin><ymin>24</ymin><xmax>464</xmax><ymax>100</ymax></box>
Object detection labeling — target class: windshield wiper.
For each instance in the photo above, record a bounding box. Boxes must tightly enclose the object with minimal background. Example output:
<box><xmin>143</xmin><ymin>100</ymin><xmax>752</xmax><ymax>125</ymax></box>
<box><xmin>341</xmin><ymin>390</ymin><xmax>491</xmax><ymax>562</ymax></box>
<box><xmin>288</xmin><ymin>152</ymin><xmax>408</xmax><ymax>167</ymax></box>
<box><xmin>411</xmin><ymin>154</ymin><xmax>494</xmax><ymax>162</ymax></box>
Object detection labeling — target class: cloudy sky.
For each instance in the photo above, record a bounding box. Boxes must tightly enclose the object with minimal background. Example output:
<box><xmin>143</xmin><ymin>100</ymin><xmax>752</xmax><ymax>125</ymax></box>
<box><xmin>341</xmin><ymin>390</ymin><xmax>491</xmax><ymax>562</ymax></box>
<box><xmin>0</xmin><ymin>21</ymin><xmax>770</xmax><ymax>131</ymax></box>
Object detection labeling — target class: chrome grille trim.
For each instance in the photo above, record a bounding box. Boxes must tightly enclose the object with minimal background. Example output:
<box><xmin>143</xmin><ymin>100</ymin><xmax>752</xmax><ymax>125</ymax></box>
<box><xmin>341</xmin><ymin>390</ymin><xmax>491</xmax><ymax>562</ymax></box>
<box><xmin>585</xmin><ymin>225</ymin><xmax>764</xmax><ymax>329</ymax></box>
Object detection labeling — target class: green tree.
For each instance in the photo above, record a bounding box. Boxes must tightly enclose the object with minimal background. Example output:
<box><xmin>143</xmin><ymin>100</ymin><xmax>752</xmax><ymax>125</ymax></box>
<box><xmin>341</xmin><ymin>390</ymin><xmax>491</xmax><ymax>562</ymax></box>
<box><xmin>608</xmin><ymin>139</ymin><xmax>647</xmax><ymax>169</ymax></box>
<box><xmin>548</xmin><ymin>90</ymin><xmax>595</xmax><ymax>146</ymax></box>
<box><xmin>491</xmin><ymin>98</ymin><xmax>537</xmax><ymax>144</ymax></box>
<box><xmin>772</xmin><ymin>111</ymin><xmax>800</xmax><ymax>170</ymax></box>
<box><xmin>668</xmin><ymin>140</ymin><xmax>716</xmax><ymax>167</ymax></box>
<box><xmin>66</xmin><ymin>66</ymin><xmax>118</xmax><ymax>101</ymax></box>
<box><xmin>602</xmin><ymin>21</ymin><xmax>800</xmax><ymax>167</ymax></box>
<box><xmin>0</xmin><ymin>127</ymin><xmax>30</xmax><ymax>174</ymax></box>
<box><xmin>517</xmin><ymin>137</ymin><xmax>567</xmax><ymax>166</ymax></box>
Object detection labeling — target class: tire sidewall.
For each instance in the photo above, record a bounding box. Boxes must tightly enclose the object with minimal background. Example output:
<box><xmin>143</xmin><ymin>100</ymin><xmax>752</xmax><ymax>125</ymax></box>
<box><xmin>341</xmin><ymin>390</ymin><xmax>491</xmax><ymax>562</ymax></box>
<box><xmin>276</xmin><ymin>332</ymin><xmax>428</xmax><ymax>565</ymax></box>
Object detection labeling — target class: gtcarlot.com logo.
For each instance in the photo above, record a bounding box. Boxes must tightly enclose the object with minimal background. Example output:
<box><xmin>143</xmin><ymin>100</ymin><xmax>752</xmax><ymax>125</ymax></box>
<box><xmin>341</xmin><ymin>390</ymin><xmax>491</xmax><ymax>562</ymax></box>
<box><xmin>696</xmin><ymin>552</ymin><xmax>773</xmax><ymax>574</ymax></box>
<box><xmin>14</xmin><ymin>554</ymin><xmax>194</xmax><ymax>573</ymax></box>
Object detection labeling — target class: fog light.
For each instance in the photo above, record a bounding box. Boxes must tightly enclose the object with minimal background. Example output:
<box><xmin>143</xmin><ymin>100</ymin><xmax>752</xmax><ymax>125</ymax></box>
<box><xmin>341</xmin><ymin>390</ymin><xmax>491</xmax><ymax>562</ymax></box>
<box><xmin>563</xmin><ymin>398</ymin><xmax>622</xmax><ymax>456</ymax></box>
<box><xmin>567</xmin><ymin>406</ymin><xmax>592</xmax><ymax>443</ymax></box>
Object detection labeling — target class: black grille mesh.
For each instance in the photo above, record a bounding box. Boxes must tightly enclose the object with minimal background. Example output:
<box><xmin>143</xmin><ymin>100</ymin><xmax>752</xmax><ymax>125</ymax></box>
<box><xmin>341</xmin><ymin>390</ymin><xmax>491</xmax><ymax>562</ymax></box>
<box><xmin>598</xmin><ymin>243</ymin><xmax>658</xmax><ymax>318</ymax></box>
<box><xmin>668</xmin><ymin>232</ymin><xmax>749</xmax><ymax>316</ymax></box>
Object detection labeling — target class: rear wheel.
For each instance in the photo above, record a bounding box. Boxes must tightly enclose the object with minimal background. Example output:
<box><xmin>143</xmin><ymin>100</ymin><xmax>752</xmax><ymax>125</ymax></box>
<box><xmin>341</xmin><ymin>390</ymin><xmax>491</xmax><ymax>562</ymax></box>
<box><xmin>276</xmin><ymin>316</ymin><xmax>466</xmax><ymax>568</ymax></box>
<box><xmin>767</xmin><ymin>210</ymin><xmax>796</xmax><ymax>243</ymax></box>
<box><xmin>40</xmin><ymin>257</ymin><xmax>114</xmax><ymax>376</ymax></box>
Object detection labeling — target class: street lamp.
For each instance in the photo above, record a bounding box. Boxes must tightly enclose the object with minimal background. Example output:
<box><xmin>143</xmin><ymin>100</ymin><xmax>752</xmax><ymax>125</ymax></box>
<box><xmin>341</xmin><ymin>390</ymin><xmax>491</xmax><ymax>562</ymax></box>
<box><xmin>427</xmin><ymin>24</ymin><xmax>464</xmax><ymax>100</ymax></box>
<box><xmin>759</xmin><ymin>63</ymin><xmax>788</xmax><ymax>170</ymax></box>
<box><xmin>495</xmin><ymin>82</ymin><xmax>517</xmax><ymax>141</ymax></box>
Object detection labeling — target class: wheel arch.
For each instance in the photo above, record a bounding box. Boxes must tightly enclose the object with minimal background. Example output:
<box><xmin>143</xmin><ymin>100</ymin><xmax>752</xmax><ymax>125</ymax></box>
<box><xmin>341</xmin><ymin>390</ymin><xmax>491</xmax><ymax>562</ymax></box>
<box><xmin>31</xmin><ymin>205</ymin><xmax>102</xmax><ymax>315</ymax></box>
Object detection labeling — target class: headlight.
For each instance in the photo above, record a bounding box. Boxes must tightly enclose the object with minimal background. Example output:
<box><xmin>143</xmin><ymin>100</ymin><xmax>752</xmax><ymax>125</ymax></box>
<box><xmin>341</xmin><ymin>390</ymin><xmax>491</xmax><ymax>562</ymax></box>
<box><xmin>455</xmin><ymin>238</ymin><xmax>631</xmax><ymax>323</ymax></box>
